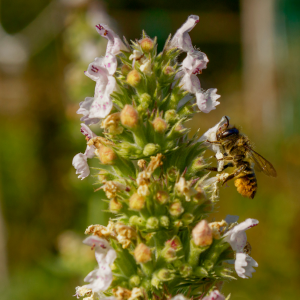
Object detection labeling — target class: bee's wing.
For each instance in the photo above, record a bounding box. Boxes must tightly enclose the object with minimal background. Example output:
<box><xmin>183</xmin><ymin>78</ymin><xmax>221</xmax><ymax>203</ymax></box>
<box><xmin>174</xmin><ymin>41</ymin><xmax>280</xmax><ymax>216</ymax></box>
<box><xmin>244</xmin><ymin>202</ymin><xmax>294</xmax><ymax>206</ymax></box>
<box><xmin>246</xmin><ymin>146</ymin><xmax>277</xmax><ymax>177</ymax></box>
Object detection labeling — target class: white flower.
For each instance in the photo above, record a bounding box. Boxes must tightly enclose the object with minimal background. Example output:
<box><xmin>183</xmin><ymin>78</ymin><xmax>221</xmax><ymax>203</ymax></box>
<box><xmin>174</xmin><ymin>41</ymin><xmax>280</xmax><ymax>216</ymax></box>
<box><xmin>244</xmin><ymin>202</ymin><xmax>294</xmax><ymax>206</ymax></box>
<box><xmin>177</xmin><ymin>51</ymin><xmax>220</xmax><ymax>114</ymax></box>
<box><xmin>78</xmin><ymin>54</ymin><xmax>117</xmax><ymax>124</ymax></box>
<box><xmin>95</xmin><ymin>24</ymin><xmax>128</xmax><ymax>55</ymax></box>
<box><xmin>202</xmin><ymin>290</ymin><xmax>225</xmax><ymax>300</ymax></box>
<box><xmin>197</xmin><ymin>88</ymin><xmax>220</xmax><ymax>114</ymax></box>
<box><xmin>223</xmin><ymin>218</ymin><xmax>259</xmax><ymax>253</ymax></box>
<box><xmin>170</xmin><ymin>15</ymin><xmax>199</xmax><ymax>53</ymax></box>
<box><xmin>129</xmin><ymin>50</ymin><xmax>146</xmax><ymax>67</ymax></box>
<box><xmin>235</xmin><ymin>253</ymin><xmax>258</xmax><ymax>279</ymax></box>
<box><xmin>199</xmin><ymin>116</ymin><xmax>229</xmax><ymax>171</ymax></box>
<box><xmin>182</xmin><ymin>51</ymin><xmax>209</xmax><ymax>75</ymax></box>
<box><xmin>72</xmin><ymin>124</ymin><xmax>97</xmax><ymax>180</ymax></box>
<box><xmin>82</xmin><ymin>236</ymin><xmax>117</xmax><ymax>293</ymax></box>
<box><xmin>224</xmin><ymin>218</ymin><xmax>259</xmax><ymax>279</ymax></box>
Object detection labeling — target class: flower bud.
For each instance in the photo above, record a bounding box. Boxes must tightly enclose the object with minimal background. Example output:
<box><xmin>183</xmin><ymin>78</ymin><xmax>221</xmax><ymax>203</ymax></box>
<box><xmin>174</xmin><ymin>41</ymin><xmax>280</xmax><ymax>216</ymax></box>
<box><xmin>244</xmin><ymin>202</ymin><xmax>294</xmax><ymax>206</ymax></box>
<box><xmin>165</xmin><ymin>236</ymin><xmax>182</xmax><ymax>251</ymax></box>
<box><xmin>140</xmin><ymin>37</ymin><xmax>154</xmax><ymax>53</ymax></box>
<box><xmin>169</xmin><ymin>200</ymin><xmax>184</xmax><ymax>216</ymax></box>
<box><xmin>194</xmin><ymin>266</ymin><xmax>208</xmax><ymax>278</ymax></box>
<box><xmin>161</xmin><ymin>247</ymin><xmax>176</xmax><ymax>262</ymax></box>
<box><xmin>180</xmin><ymin>264</ymin><xmax>193</xmax><ymax>277</ymax></box>
<box><xmin>152</xmin><ymin>117</ymin><xmax>168</xmax><ymax>133</ymax></box>
<box><xmin>140</xmin><ymin>93</ymin><xmax>152</xmax><ymax>105</ymax></box>
<box><xmin>129</xmin><ymin>215</ymin><xmax>145</xmax><ymax>227</ymax></box>
<box><xmin>134</xmin><ymin>243</ymin><xmax>152</xmax><ymax>263</ymax></box>
<box><xmin>182</xmin><ymin>213</ymin><xmax>194</xmax><ymax>225</ymax></box>
<box><xmin>192</xmin><ymin>220</ymin><xmax>213</xmax><ymax>247</ymax></box>
<box><xmin>127</xmin><ymin>70</ymin><xmax>142</xmax><ymax>87</ymax></box>
<box><xmin>146</xmin><ymin>217</ymin><xmax>159</xmax><ymax>230</ymax></box>
<box><xmin>121</xmin><ymin>64</ymin><xmax>132</xmax><ymax>76</ymax></box>
<box><xmin>110</xmin><ymin>198</ymin><xmax>122</xmax><ymax>212</ymax></box>
<box><xmin>163</xmin><ymin>66</ymin><xmax>175</xmax><ymax>76</ymax></box>
<box><xmin>160</xmin><ymin>216</ymin><xmax>170</xmax><ymax>228</ymax></box>
<box><xmin>129</xmin><ymin>275</ymin><xmax>141</xmax><ymax>287</ymax></box>
<box><xmin>98</xmin><ymin>146</ymin><xmax>117</xmax><ymax>165</ymax></box>
<box><xmin>164</xmin><ymin>109</ymin><xmax>178</xmax><ymax>123</ymax></box>
<box><xmin>156</xmin><ymin>269</ymin><xmax>175</xmax><ymax>281</ymax></box>
<box><xmin>120</xmin><ymin>105</ymin><xmax>139</xmax><ymax>129</ymax></box>
<box><xmin>129</xmin><ymin>193</ymin><xmax>145</xmax><ymax>211</ymax></box>
<box><xmin>156</xmin><ymin>190</ymin><xmax>169</xmax><ymax>204</ymax></box>
<box><xmin>143</xmin><ymin>143</ymin><xmax>160</xmax><ymax>156</ymax></box>
<box><xmin>167</xmin><ymin>167</ymin><xmax>179</xmax><ymax>182</ymax></box>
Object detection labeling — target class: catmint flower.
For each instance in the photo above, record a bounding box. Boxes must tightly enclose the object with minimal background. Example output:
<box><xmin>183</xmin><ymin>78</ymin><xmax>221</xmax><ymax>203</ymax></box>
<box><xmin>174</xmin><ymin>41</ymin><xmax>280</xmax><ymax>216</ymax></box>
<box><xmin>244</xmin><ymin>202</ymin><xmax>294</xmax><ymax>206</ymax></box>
<box><xmin>202</xmin><ymin>290</ymin><xmax>225</xmax><ymax>300</ymax></box>
<box><xmin>224</xmin><ymin>218</ymin><xmax>259</xmax><ymax>278</ymax></box>
<box><xmin>134</xmin><ymin>243</ymin><xmax>152</xmax><ymax>263</ymax></box>
<box><xmin>199</xmin><ymin>116</ymin><xmax>229</xmax><ymax>171</ymax></box>
<box><xmin>223</xmin><ymin>218</ymin><xmax>259</xmax><ymax>253</ymax></box>
<box><xmin>140</xmin><ymin>37</ymin><xmax>154</xmax><ymax>53</ymax></box>
<box><xmin>235</xmin><ymin>253</ymin><xmax>258</xmax><ymax>279</ymax></box>
<box><xmin>171</xmin><ymin>295</ymin><xmax>187</xmax><ymax>300</ymax></box>
<box><xmin>95</xmin><ymin>24</ymin><xmax>128</xmax><ymax>55</ymax></box>
<box><xmin>82</xmin><ymin>236</ymin><xmax>117</xmax><ymax>293</ymax></box>
<box><xmin>197</xmin><ymin>88</ymin><xmax>221</xmax><ymax>113</ymax></box>
<box><xmin>78</xmin><ymin>54</ymin><xmax>117</xmax><ymax>124</ymax></box>
<box><xmin>72</xmin><ymin>124</ymin><xmax>97</xmax><ymax>180</ymax></box>
<box><xmin>192</xmin><ymin>220</ymin><xmax>213</xmax><ymax>247</ymax></box>
<box><xmin>140</xmin><ymin>59</ymin><xmax>152</xmax><ymax>75</ymax></box>
<box><xmin>169</xmin><ymin>15</ymin><xmax>199</xmax><ymax>53</ymax></box>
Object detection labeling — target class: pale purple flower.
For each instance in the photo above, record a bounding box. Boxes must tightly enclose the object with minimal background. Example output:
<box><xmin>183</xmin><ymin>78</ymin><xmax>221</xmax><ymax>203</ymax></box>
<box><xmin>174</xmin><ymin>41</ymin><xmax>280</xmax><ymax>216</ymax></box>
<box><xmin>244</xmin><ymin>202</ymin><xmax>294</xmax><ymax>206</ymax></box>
<box><xmin>95</xmin><ymin>24</ymin><xmax>128</xmax><ymax>55</ymax></box>
<box><xmin>82</xmin><ymin>236</ymin><xmax>117</xmax><ymax>293</ymax></box>
<box><xmin>182</xmin><ymin>51</ymin><xmax>209</xmax><ymax>75</ymax></box>
<box><xmin>197</xmin><ymin>88</ymin><xmax>221</xmax><ymax>114</ymax></box>
<box><xmin>202</xmin><ymin>290</ymin><xmax>225</xmax><ymax>300</ymax></box>
<box><xmin>77</xmin><ymin>54</ymin><xmax>117</xmax><ymax>124</ymax></box>
<box><xmin>199</xmin><ymin>116</ymin><xmax>229</xmax><ymax>171</ymax></box>
<box><xmin>170</xmin><ymin>15</ymin><xmax>199</xmax><ymax>53</ymax></box>
<box><xmin>72</xmin><ymin>124</ymin><xmax>97</xmax><ymax>180</ymax></box>
<box><xmin>235</xmin><ymin>253</ymin><xmax>258</xmax><ymax>279</ymax></box>
<box><xmin>223</xmin><ymin>218</ymin><xmax>259</xmax><ymax>253</ymax></box>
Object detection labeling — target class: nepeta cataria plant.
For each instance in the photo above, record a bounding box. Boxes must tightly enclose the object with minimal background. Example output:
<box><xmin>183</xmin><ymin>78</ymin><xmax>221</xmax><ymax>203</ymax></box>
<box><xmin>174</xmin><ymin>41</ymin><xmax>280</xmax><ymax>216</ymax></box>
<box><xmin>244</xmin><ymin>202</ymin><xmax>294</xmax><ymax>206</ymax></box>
<box><xmin>72</xmin><ymin>15</ymin><xmax>258</xmax><ymax>300</ymax></box>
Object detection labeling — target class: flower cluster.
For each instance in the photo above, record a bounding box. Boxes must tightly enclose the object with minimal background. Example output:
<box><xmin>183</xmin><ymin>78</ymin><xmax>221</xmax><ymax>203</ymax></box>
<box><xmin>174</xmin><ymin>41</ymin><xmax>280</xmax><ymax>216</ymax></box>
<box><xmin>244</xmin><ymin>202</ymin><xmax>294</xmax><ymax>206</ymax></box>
<box><xmin>72</xmin><ymin>15</ymin><xmax>259</xmax><ymax>300</ymax></box>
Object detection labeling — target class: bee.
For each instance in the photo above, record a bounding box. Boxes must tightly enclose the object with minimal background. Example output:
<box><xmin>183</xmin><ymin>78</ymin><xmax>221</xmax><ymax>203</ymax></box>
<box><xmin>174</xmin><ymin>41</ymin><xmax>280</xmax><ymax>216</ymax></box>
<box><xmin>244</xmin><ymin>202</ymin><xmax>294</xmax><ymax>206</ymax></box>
<box><xmin>206</xmin><ymin>116</ymin><xmax>277</xmax><ymax>199</ymax></box>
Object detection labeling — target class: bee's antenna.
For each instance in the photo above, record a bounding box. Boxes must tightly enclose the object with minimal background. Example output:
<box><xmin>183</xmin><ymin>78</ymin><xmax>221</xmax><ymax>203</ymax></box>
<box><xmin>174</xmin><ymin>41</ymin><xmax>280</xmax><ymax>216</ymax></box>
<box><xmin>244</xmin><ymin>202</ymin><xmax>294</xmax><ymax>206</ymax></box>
<box><xmin>225</xmin><ymin>116</ymin><xmax>230</xmax><ymax>129</ymax></box>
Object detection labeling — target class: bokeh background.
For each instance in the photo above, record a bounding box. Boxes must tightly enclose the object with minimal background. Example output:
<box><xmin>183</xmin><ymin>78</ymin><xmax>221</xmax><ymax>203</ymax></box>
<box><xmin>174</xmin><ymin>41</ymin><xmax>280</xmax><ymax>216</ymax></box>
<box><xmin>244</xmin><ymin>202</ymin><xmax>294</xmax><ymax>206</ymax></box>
<box><xmin>0</xmin><ymin>0</ymin><xmax>300</xmax><ymax>299</ymax></box>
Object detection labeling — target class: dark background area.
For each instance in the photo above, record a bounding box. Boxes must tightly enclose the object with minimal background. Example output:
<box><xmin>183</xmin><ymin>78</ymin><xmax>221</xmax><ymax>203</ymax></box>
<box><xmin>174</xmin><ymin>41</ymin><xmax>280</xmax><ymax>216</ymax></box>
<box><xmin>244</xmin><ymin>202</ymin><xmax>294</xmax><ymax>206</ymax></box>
<box><xmin>0</xmin><ymin>0</ymin><xmax>300</xmax><ymax>299</ymax></box>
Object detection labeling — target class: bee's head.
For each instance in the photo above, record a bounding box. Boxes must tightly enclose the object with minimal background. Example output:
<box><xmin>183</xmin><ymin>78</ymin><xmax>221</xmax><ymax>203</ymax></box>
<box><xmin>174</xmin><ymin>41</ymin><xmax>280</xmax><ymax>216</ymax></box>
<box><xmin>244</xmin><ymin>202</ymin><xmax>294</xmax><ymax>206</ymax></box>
<box><xmin>216</xmin><ymin>117</ymin><xmax>239</xmax><ymax>140</ymax></box>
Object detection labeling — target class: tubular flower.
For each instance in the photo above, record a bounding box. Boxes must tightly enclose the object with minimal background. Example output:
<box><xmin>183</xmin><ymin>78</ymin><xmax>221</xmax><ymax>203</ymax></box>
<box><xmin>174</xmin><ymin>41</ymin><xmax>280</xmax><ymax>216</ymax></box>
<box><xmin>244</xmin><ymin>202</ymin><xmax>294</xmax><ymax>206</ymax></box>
<box><xmin>224</xmin><ymin>218</ymin><xmax>259</xmax><ymax>253</ymax></box>
<box><xmin>178</xmin><ymin>52</ymin><xmax>220</xmax><ymax>114</ymax></box>
<box><xmin>72</xmin><ymin>124</ymin><xmax>97</xmax><ymax>180</ymax></box>
<box><xmin>95</xmin><ymin>24</ymin><xmax>128</xmax><ymax>55</ymax></box>
<box><xmin>224</xmin><ymin>217</ymin><xmax>259</xmax><ymax>279</ymax></box>
<box><xmin>169</xmin><ymin>15</ymin><xmax>199</xmax><ymax>53</ymax></box>
<box><xmin>199</xmin><ymin>116</ymin><xmax>229</xmax><ymax>171</ymax></box>
<box><xmin>78</xmin><ymin>54</ymin><xmax>117</xmax><ymax>124</ymax></box>
<box><xmin>82</xmin><ymin>236</ymin><xmax>117</xmax><ymax>293</ymax></box>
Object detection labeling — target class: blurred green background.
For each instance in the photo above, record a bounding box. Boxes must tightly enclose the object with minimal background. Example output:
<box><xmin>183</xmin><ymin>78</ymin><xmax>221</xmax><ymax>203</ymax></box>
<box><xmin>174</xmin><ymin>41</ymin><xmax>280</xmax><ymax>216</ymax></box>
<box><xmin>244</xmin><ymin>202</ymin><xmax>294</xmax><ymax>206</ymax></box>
<box><xmin>0</xmin><ymin>0</ymin><xmax>300</xmax><ymax>299</ymax></box>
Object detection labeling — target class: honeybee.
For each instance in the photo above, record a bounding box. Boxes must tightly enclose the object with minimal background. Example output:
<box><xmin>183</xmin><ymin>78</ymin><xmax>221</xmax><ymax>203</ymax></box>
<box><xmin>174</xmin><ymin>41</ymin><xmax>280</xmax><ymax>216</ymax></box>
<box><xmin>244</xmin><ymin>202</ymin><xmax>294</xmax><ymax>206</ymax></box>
<box><xmin>206</xmin><ymin>116</ymin><xmax>277</xmax><ymax>199</ymax></box>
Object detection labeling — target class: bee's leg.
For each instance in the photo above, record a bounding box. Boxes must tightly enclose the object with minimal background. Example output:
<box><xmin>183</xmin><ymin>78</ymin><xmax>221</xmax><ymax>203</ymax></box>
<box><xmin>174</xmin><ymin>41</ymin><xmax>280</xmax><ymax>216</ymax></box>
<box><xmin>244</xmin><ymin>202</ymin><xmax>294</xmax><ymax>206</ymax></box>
<box><xmin>206</xmin><ymin>140</ymin><xmax>222</xmax><ymax>145</ymax></box>
<box><xmin>206</xmin><ymin>163</ymin><xmax>234</xmax><ymax>172</ymax></box>
<box><xmin>222</xmin><ymin>164</ymin><xmax>247</xmax><ymax>185</ymax></box>
<box><xmin>217</xmin><ymin>155</ymin><xmax>244</xmax><ymax>161</ymax></box>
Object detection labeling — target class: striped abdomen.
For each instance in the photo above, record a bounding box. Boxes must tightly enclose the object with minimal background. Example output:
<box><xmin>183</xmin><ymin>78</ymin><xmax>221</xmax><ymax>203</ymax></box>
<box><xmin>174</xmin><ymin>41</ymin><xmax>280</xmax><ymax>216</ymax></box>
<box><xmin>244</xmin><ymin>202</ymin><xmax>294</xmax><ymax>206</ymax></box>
<box><xmin>234</xmin><ymin>166</ymin><xmax>257</xmax><ymax>199</ymax></box>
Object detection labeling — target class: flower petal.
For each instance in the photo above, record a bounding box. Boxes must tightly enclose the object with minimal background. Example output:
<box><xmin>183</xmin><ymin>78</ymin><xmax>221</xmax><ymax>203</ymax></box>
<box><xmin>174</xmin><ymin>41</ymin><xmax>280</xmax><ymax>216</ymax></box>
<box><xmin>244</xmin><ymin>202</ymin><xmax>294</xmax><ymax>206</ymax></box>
<box><xmin>197</xmin><ymin>88</ymin><xmax>221</xmax><ymax>113</ymax></box>
<box><xmin>102</xmin><ymin>54</ymin><xmax>118</xmax><ymax>75</ymax></box>
<box><xmin>83</xmin><ymin>236</ymin><xmax>117</xmax><ymax>266</ymax></box>
<box><xmin>179</xmin><ymin>72</ymin><xmax>201</xmax><ymax>94</ymax></box>
<box><xmin>77</xmin><ymin>97</ymin><xmax>101</xmax><ymax>125</ymax></box>
<box><xmin>72</xmin><ymin>153</ymin><xmax>90</xmax><ymax>180</ymax></box>
<box><xmin>80</xmin><ymin>123</ymin><xmax>97</xmax><ymax>139</ymax></box>
<box><xmin>182</xmin><ymin>51</ymin><xmax>209</xmax><ymax>75</ymax></box>
<box><xmin>170</xmin><ymin>15</ymin><xmax>199</xmax><ymax>52</ymax></box>
<box><xmin>84</xmin><ymin>265</ymin><xmax>113</xmax><ymax>292</ymax></box>
<box><xmin>95</xmin><ymin>24</ymin><xmax>128</xmax><ymax>55</ymax></box>
<box><xmin>235</xmin><ymin>253</ymin><xmax>258</xmax><ymax>279</ymax></box>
